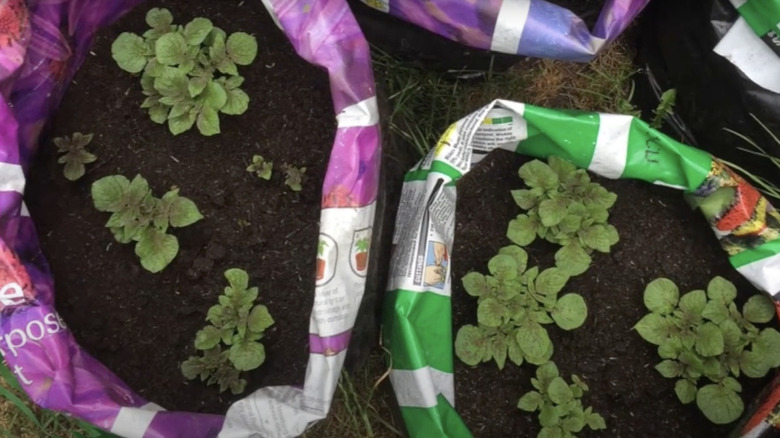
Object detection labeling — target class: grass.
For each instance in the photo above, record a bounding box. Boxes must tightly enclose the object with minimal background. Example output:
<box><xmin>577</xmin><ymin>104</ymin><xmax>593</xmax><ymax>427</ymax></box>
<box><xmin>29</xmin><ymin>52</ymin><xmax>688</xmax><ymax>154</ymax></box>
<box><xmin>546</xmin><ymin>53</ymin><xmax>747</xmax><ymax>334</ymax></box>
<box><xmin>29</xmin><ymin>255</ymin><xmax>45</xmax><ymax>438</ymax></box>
<box><xmin>303</xmin><ymin>352</ymin><xmax>404</xmax><ymax>438</ymax></box>
<box><xmin>373</xmin><ymin>38</ymin><xmax>639</xmax><ymax>158</ymax></box>
<box><xmin>0</xmin><ymin>37</ymin><xmax>640</xmax><ymax>438</ymax></box>
<box><xmin>722</xmin><ymin>114</ymin><xmax>780</xmax><ymax>202</ymax></box>
<box><xmin>0</xmin><ymin>361</ymin><xmax>112</xmax><ymax>438</ymax></box>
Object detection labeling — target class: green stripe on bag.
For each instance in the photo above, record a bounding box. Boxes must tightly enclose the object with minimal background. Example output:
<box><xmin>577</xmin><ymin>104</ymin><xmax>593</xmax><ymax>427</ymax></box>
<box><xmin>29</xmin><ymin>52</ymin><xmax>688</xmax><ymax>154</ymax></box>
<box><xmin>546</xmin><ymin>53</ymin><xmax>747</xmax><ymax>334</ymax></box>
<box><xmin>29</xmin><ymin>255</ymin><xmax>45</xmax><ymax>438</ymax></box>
<box><xmin>400</xmin><ymin>396</ymin><xmax>473</xmax><ymax>438</ymax></box>
<box><xmin>384</xmin><ymin>289</ymin><xmax>454</xmax><ymax>372</ymax></box>
<box><xmin>736</xmin><ymin>0</ymin><xmax>780</xmax><ymax>37</ymax></box>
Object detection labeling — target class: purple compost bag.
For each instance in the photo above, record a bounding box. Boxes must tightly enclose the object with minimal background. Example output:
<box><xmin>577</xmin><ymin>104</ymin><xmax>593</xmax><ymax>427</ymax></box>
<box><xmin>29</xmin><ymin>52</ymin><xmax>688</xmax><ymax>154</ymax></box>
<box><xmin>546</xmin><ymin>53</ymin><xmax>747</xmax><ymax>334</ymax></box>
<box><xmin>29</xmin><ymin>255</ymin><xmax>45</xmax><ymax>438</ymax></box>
<box><xmin>0</xmin><ymin>0</ymin><xmax>380</xmax><ymax>437</ymax></box>
<box><xmin>355</xmin><ymin>0</ymin><xmax>650</xmax><ymax>61</ymax></box>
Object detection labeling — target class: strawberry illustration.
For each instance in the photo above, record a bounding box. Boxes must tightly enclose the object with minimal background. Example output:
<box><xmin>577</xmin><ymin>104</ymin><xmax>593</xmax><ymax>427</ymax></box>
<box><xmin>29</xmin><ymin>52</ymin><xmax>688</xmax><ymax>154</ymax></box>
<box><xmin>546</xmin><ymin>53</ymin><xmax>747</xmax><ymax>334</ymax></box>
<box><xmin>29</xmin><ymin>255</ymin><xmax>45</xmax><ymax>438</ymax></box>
<box><xmin>0</xmin><ymin>240</ymin><xmax>35</xmax><ymax>310</ymax></box>
<box><xmin>0</xmin><ymin>0</ymin><xmax>29</xmax><ymax>48</ymax></box>
<box><xmin>322</xmin><ymin>185</ymin><xmax>358</xmax><ymax>208</ymax></box>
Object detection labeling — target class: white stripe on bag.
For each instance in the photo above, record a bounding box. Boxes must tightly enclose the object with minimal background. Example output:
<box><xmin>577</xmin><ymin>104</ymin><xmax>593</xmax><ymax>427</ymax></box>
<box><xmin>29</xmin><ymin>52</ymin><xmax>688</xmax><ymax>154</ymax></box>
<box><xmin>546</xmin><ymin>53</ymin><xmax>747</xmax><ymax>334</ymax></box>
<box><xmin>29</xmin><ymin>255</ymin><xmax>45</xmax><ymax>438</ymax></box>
<box><xmin>490</xmin><ymin>0</ymin><xmax>531</xmax><ymax>53</ymax></box>
<box><xmin>336</xmin><ymin>96</ymin><xmax>379</xmax><ymax>128</ymax></box>
<box><xmin>110</xmin><ymin>403</ymin><xmax>164</xmax><ymax>438</ymax></box>
<box><xmin>390</xmin><ymin>366</ymin><xmax>454</xmax><ymax>408</ymax></box>
<box><xmin>0</xmin><ymin>163</ymin><xmax>25</xmax><ymax>194</ymax></box>
<box><xmin>737</xmin><ymin>253</ymin><xmax>780</xmax><ymax>296</ymax></box>
<box><xmin>590</xmin><ymin>114</ymin><xmax>632</xmax><ymax>179</ymax></box>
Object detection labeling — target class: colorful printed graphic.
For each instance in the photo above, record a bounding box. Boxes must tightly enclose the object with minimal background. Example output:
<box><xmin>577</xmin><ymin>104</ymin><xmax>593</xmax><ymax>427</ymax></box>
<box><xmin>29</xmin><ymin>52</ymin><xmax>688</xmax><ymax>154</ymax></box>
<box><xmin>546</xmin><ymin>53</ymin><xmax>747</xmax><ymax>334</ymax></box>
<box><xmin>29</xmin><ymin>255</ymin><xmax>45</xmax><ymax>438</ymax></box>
<box><xmin>315</xmin><ymin>233</ymin><xmax>338</xmax><ymax>286</ymax></box>
<box><xmin>350</xmin><ymin>228</ymin><xmax>371</xmax><ymax>276</ymax></box>
<box><xmin>423</xmin><ymin>241</ymin><xmax>447</xmax><ymax>289</ymax></box>
<box><xmin>690</xmin><ymin>159</ymin><xmax>780</xmax><ymax>256</ymax></box>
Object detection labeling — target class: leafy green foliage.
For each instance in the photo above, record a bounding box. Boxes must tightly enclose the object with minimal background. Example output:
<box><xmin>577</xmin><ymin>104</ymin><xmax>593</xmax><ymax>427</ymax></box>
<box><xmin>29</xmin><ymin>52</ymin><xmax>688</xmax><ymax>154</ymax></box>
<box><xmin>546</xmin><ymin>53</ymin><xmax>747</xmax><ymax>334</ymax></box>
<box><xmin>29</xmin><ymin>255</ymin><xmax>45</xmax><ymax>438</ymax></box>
<box><xmin>282</xmin><ymin>164</ymin><xmax>306</xmax><ymax>192</ymax></box>
<box><xmin>111</xmin><ymin>8</ymin><xmax>257</xmax><ymax>136</ymax></box>
<box><xmin>650</xmin><ymin>89</ymin><xmax>676</xmax><ymax>129</ymax></box>
<box><xmin>247</xmin><ymin>155</ymin><xmax>273</xmax><ymax>180</ymax></box>
<box><xmin>518</xmin><ymin>361</ymin><xmax>607</xmax><ymax>437</ymax></box>
<box><xmin>91</xmin><ymin>174</ymin><xmax>202</xmax><ymax>272</ymax></box>
<box><xmin>455</xmin><ymin>245</ymin><xmax>587</xmax><ymax>369</ymax></box>
<box><xmin>507</xmin><ymin>156</ymin><xmax>619</xmax><ymax>276</ymax></box>
<box><xmin>53</xmin><ymin>132</ymin><xmax>97</xmax><ymax>181</ymax></box>
<box><xmin>634</xmin><ymin>276</ymin><xmax>780</xmax><ymax>424</ymax></box>
<box><xmin>182</xmin><ymin>268</ymin><xmax>274</xmax><ymax>394</ymax></box>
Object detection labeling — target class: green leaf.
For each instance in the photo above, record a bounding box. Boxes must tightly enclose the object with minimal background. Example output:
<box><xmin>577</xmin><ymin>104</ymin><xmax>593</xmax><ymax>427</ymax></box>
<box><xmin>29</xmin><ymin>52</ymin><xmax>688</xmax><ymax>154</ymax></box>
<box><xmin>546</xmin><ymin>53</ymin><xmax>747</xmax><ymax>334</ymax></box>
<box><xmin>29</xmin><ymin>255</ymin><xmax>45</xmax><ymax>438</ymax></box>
<box><xmin>757</xmin><ymin>329</ymin><xmax>780</xmax><ymax>367</ymax></box>
<box><xmin>538</xmin><ymin>198</ymin><xmax>568</xmax><ymax>227</ymax></box>
<box><xmin>658</xmin><ymin>337</ymin><xmax>683</xmax><ymax>359</ymax></box>
<box><xmin>154</xmin><ymin>67</ymin><xmax>189</xmax><ymax>96</ymax></box>
<box><xmin>518</xmin><ymin>391</ymin><xmax>543</xmax><ymax>412</ymax></box>
<box><xmin>135</xmin><ymin>228</ymin><xmax>179</xmax><ymax>273</ymax></box>
<box><xmin>585</xmin><ymin>412</ymin><xmax>607</xmax><ymax>430</ymax></box>
<box><xmin>247</xmin><ymin>305</ymin><xmax>274</xmax><ymax>333</ymax></box>
<box><xmin>497</xmin><ymin>245</ymin><xmax>528</xmax><ymax>276</ymax></box>
<box><xmin>146</xmin><ymin>8</ymin><xmax>173</xmax><ymax>29</ymax></box>
<box><xmin>548</xmin><ymin>155</ymin><xmax>577</xmax><ymax>179</ymax></box>
<box><xmin>168</xmin><ymin>195</ymin><xmax>203</xmax><ymax>227</ymax></box>
<box><xmin>62</xmin><ymin>161</ymin><xmax>85</xmax><ymax>181</ymax></box>
<box><xmin>149</xmin><ymin>104</ymin><xmax>170</xmax><ymax>124</ymax></box>
<box><xmin>183</xmin><ymin>18</ymin><xmax>213</xmax><ymax>45</ymax></box>
<box><xmin>507</xmin><ymin>336</ymin><xmax>524</xmax><ymax>366</ymax></box>
<box><xmin>169</xmin><ymin>102</ymin><xmax>192</xmax><ymax>119</ymax></box>
<box><xmin>517</xmin><ymin>322</ymin><xmax>553</xmax><ymax>364</ymax></box>
<box><xmin>216</xmin><ymin>58</ymin><xmax>239</xmax><ymax>76</ymax></box>
<box><xmin>228</xmin><ymin>341</ymin><xmax>266</xmax><ymax>371</ymax></box>
<box><xmin>221</xmin><ymin>88</ymin><xmax>250</xmax><ymax>115</ymax></box>
<box><xmin>720</xmin><ymin>319</ymin><xmax>742</xmax><ymax>348</ymax></box>
<box><xmin>492</xmin><ymin>334</ymin><xmax>508</xmax><ymax>370</ymax></box>
<box><xmin>226</xmin><ymin>32</ymin><xmax>258</xmax><ymax>65</ymax></box>
<box><xmin>194</xmin><ymin>325</ymin><xmax>221</xmax><ymax>350</ymax></box>
<box><xmin>519</xmin><ymin>160</ymin><xmax>559</xmax><ymax>191</ymax></box>
<box><xmin>643</xmin><ymin>278</ymin><xmax>679</xmax><ymax>315</ymax></box>
<box><xmin>554</xmin><ymin>244</ymin><xmax>591</xmax><ymax>277</ymax></box>
<box><xmin>578</xmin><ymin>225</ymin><xmax>615</xmax><ymax>253</ymax></box>
<box><xmin>675</xmin><ymin>379</ymin><xmax>697</xmax><ymax>404</ymax></box>
<box><xmin>229</xmin><ymin>378</ymin><xmax>247</xmax><ymax>395</ymax></box>
<box><xmin>552</xmin><ymin>294</ymin><xmax>587</xmax><ymax>330</ymax></box>
<box><xmin>488</xmin><ymin>254</ymin><xmax>518</xmax><ymax>281</ymax></box>
<box><xmin>91</xmin><ymin>175</ymin><xmax>130</xmax><ymax>212</ymax></box>
<box><xmin>535</xmin><ymin>267</ymin><xmax>569</xmax><ymax>295</ymax></box>
<box><xmin>655</xmin><ymin>360</ymin><xmax>682</xmax><ymax>378</ymax></box>
<box><xmin>188</xmin><ymin>77</ymin><xmax>209</xmax><ymax>97</ymax></box>
<box><xmin>634</xmin><ymin>313</ymin><xmax>671</xmax><ymax>345</ymax></box>
<box><xmin>201</xmin><ymin>81</ymin><xmax>228</xmax><ymax>110</ymax></box>
<box><xmin>563</xmin><ymin>410</ymin><xmax>586</xmax><ymax>433</ymax></box>
<box><xmin>695</xmin><ymin>322</ymin><xmax>725</xmax><ymax>357</ymax></box>
<box><xmin>197</xmin><ymin>106</ymin><xmax>221</xmax><ymax>136</ymax></box>
<box><xmin>696</xmin><ymin>384</ymin><xmax>744</xmax><ymax>424</ymax></box>
<box><xmin>168</xmin><ymin>110</ymin><xmax>197</xmax><ymax>135</ymax></box>
<box><xmin>702</xmin><ymin>300</ymin><xmax>730</xmax><ymax>324</ymax></box>
<box><xmin>547</xmin><ymin>377</ymin><xmax>574</xmax><ymax>404</ymax></box>
<box><xmin>679</xmin><ymin>290</ymin><xmax>707</xmax><ymax>316</ymax></box>
<box><xmin>225</xmin><ymin>268</ymin><xmax>249</xmax><ymax>291</ymax></box>
<box><xmin>723</xmin><ymin>377</ymin><xmax>742</xmax><ymax>393</ymax></box>
<box><xmin>739</xmin><ymin>350</ymin><xmax>770</xmax><ymax>378</ymax></box>
<box><xmin>707</xmin><ymin>276</ymin><xmax>737</xmax><ymax>303</ymax></box>
<box><xmin>155</xmin><ymin>32</ymin><xmax>189</xmax><ymax>66</ymax></box>
<box><xmin>111</xmin><ymin>33</ymin><xmax>149</xmax><ymax>73</ymax></box>
<box><xmin>539</xmin><ymin>405</ymin><xmax>563</xmax><ymax>428</ymax></box>
<box><xmin>538</xmin><ymin>427</ymin><xmax>563</xmax><ymax>438</ymax></box>
<box><xmin>462</xmin><ymin>272</ymin><xmax>490</xmax><ymax>298</ymax></box>
<box><xmin>455</xmin><ymin>325</ymin><xmax>489</xmax><ymax>366</ymax></box>
<box><xmin>511</xmin><ymin>189</ymin><xmax>538</xmax><ymax>210</ymax></box>
<box><xmin>477</xmin><ymin>298</ymin><xmax>505</xmax><ymax>328</ymax></box>
<box><xmin>743</xmin><ymin>294</ymin><xmax>775</xmax><ymax>324</ymax></box>
<box><xmin>703</xmin><ymin>357</ymin><xmax>726</xmax><ymax>381</ymax></box>
<box><xmin>507</xmin><ymin>214</ymin><xmax>538</xmax><ymax>246</ymax></box>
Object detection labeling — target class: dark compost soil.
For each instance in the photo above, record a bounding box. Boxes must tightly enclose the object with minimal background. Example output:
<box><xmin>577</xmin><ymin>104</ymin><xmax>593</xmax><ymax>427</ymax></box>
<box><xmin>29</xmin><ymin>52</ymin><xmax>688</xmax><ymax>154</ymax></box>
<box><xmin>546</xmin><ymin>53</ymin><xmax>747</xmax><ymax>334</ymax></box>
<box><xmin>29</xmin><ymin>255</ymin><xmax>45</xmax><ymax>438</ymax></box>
<box><xmin>451</xmin><ymin>150</ymin><xmax>776</xmax><ymax>437</ymax></box>
<box><xmin>25</xmin><ymin>0</ymin><xmax>336</xmax><ymax>414</ymax></box>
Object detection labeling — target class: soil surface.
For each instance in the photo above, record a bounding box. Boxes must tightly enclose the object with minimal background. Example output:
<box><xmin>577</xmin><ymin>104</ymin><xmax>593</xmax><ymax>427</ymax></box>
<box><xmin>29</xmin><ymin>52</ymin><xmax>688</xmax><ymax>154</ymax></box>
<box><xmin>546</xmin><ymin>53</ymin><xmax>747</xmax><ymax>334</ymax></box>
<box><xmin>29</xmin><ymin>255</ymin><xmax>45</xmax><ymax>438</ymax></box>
<box><xmin>452</xmin><ymin>150</ymin><xmax>775</xmax><ymax>437</ymax></box>
<box><xmin>26</xmin><ymin>0</ymin><xmax>335</xmax><ymax>414</ymax></box>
